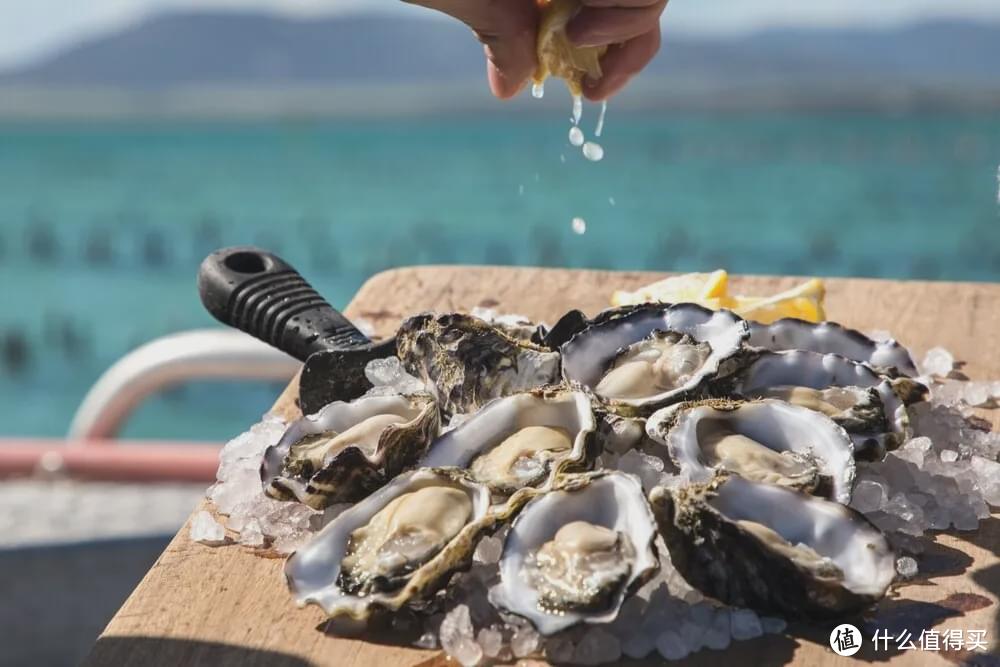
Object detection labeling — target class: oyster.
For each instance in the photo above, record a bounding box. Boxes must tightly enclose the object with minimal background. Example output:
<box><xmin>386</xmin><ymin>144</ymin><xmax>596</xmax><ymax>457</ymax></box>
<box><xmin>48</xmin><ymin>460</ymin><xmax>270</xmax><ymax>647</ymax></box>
<box><xmin>262</xmin><ymin>393</ymin><xmax>439</xmax><ymax>509</ymax></box>
<box><xmin>398</xmin><ymin>312</ymin><xmax>561</xmax><ymax>416</ymax></box>
<box><xmin>748</xmin><ymin>317</ymin><xmax>919</xmax><ymax>377</ymax></box>
<box><xmin>649</xmin><ymin>474</ymin><xmax>895</xmax><ymax>619</ymax></box>
<box><xmin>493</xmin><ymin>472</ymin><xmax>659</xmax><ymax>635</ymax></box>
<box><xmin>561</xmin><ymin>303</ymin><xmax>750</xmax><ymax>415</ymax></box>
<box><xmin>420</xmin><ymin>389</ymin><xmax>596</xmax><ymax>499</ymax></box>
<box><xmin>286</xmin><ymin>468</ymin><xmax>493</xmax><ymax>618</ymax></box>
<box><xmin>726</xmin><ymin>350</ymin><xmax>914</xmax><ymax>459</ymax></box>
<box><xmin>646</xmin><ymin>399</ymin><xmax>855</xmax><ymax>504</ymax></box>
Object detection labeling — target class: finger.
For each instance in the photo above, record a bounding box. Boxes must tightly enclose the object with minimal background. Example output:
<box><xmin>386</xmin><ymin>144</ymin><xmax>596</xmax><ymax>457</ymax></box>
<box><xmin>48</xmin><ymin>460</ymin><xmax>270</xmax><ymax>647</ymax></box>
<box><xmin>582</xmin><ymin>27</ymin><xmax>661</xmax><ymax>100</ymax></box>
<box><xmin>474</xmin><ymin>3</ymin><xmax>538</xmax><ymax>98</ymax></box>
<box><xmin>566</xmin><ymin>1</ymin><xmax>666</xmax><ymax>47</ymax></box>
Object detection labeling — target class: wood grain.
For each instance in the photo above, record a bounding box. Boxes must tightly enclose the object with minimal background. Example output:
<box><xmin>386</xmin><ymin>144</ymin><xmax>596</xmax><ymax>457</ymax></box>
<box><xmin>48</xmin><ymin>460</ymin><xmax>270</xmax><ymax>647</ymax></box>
<box><xmin>86</xmin><ymin>267</ymin><xmax>1000</xmax><ymax>667</ymax></box>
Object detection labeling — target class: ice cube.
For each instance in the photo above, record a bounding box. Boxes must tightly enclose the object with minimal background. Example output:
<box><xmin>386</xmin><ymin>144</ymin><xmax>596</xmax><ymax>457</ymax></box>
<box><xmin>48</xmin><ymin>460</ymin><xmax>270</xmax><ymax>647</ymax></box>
<box><xmin>730</xmin><ymin>608</ymin><xmax>763</xmax><ymax>641</ymax></box>
<box><xmin>655</xmin><ymin>630</ymin><xmax>689</xmax><ymax>660</ymax></box>
<box><xmin>477</xmin><ymin>627</ymin><xmax>503</xmax><ymax>658</ymax></box>
<box><xmin>473</xmin><ymin>535</ymin><xmax>503</xmax><ymax>564</ymax></box>
<box><xmin>896</xmin><ymin>556</ymin><xmax>919</xmax><ymax>578</ymax></box>
<box><xmin>850</xmin><ymin>479</ymin><xmax>886</xmax><ymax>514</ymax></box>
<box><xmin>573</xmin><ymin>628</ymin><xmax>621</xmax><ymax>665</ymax></box>
<box><xmin>970</xmin><ymin>455</ymin><xmax>1000</xmax><ymax>506</ymax></box>
<box><xmin>921</xmin><ymin>347</ymin><xmax>954</xmax><ymax>377</ymax></box>
<box><xmin>440</xmin><ymin>605</ymin><xmax>482</xmax><ymax>667</ymax></box>
<box><xmin>761</xmin><ymin>617</ymin><xmax>788</xmax><ymax>634</ymax></box>
<box><xmin>940</xmin><ymin>449</ymin><xmax>959</xmax><ymax>463</ymax></box>
<box><xmin>962</xmin><ymin>382</ymin><xmax>993</xmax><ymax>407</ymax></box>
<box><xmin>511</xmin><ymin>625</ymin><xmax>541</xmax><ymax>658</ymax></box>
<box><xmin>190</xmin><ymin>510</ymin><xmax>226</xmax><ymax>544</ymax></box>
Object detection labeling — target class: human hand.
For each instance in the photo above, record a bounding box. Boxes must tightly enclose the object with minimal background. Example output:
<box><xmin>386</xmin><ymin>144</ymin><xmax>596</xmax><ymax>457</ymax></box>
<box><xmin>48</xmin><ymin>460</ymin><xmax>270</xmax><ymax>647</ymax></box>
<box><xmin>567</xmin><ymin>0</ymin><xmax>667</xmax><ymax>100</ymax></box>
<box><xmin>405</xmin><ymin>0</ymin><xmax>667</xmax><ymax>101</ymax></box>
<box><xmin>405</xmin><ymin>0</ymin><xmax>539</xmax><ymax>99</ymax></box>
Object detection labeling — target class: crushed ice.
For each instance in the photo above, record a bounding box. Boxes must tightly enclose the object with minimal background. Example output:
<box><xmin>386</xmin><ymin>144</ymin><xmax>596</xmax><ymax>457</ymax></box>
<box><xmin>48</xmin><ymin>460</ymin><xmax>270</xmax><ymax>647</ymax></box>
<box><xmin>200</xmin><ymin>346</ymin><xmax>999</xmax><ymax>662</ymax></box>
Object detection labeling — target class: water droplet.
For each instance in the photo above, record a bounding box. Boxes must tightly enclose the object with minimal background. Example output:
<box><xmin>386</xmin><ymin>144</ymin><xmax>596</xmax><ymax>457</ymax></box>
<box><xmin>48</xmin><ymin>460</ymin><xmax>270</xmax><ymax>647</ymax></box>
<box><xmin>595</xmin><ymin>100</ymin><xmax>607</xmax><ymax>137</ymax></box>
<box><xmin>582</xmin><ymin>142</ymin><xmax>604</xmax><ymax>162</ymax></box>
<box><xmin>568</xmin><ymin>126</ymin><xmax>585</xmax><ymax>147</ymax></box>
<box><xmin>531</xmin><ymin>82</ymin><xmax>545</xmax><ymax>99</ymax></box>
<box><xmin>560</xmin><ymin>154</ymin><xmax>566</xmax><ymax>163</ymax></box>
<box><xmin>608</xmin><ymin>196</ymin><xmax>616</xmax><ymax>206</ymax></box>
<box><xmin>571</xmin><ymin>95</ymin><xmax>582</xmax><ymax>125</ymax></box>
<box><xmin>518</xmin><ymin>184</ymin><xmax>524</xmax><ymax>196</ymax></box>
<box><xmin>571</xmin><ymin>217</ymin><xmax>587</xmax><ymax>235</ymax></box>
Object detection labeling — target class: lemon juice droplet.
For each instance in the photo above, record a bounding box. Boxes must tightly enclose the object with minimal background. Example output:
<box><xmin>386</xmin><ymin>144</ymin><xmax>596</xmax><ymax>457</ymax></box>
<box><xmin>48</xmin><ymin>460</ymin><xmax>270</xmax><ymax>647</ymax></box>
<box><xmin>608</xmin><ymin>196</ymin><xmax>616</xmax><ymax>206</ymax></box>
<box><xmin>582</xmin><ymin>142</ymin><xmax>604</xmax><ymax>162</ymax></box>
<box><xmin>595</xmin><ymin>100</ymin><xmax>607</xmax><ymax>137</ymax></box>
<box><xmin>571</xmin><ymin>95</ymin><xmax>582</xmax><ymax>125</ymax></box>
<box><xmin>571</xmin><ymin>217</ymin><xmax>587</xmax><ymax>235</ymax></box>
<box><xmin>568</xmin><ymin>126</ymin><xmax>585</xmax><ymax>147</ymax></box>
<box><xmin>532</xmin><ymin>82</ymin><xmax>545</xmax><ymax>99</ymax></box>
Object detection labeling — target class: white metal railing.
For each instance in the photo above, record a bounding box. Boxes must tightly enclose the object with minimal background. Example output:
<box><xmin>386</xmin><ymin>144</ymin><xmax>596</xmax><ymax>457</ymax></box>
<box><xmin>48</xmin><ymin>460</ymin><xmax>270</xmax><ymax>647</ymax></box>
<box><xmin>68</xmin><ymin>329</ymin><xmax>299</xmax><ymax>439</ymax></box>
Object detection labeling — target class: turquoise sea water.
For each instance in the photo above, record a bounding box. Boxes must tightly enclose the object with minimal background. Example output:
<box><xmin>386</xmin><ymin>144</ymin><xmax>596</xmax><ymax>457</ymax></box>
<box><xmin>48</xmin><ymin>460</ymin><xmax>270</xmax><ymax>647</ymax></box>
<box><xmin>1</xmin><ymin>112</ymin><xmax>999</xmax><ymax>441</ymax></box>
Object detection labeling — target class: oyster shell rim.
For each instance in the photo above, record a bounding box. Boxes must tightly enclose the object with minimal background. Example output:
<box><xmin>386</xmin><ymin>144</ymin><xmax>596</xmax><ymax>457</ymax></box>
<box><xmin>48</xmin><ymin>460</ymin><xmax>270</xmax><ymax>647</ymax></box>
<box><xmin>262</xmin><ymin>392</ymin><xmax>440</xmax><ymax>509</ymax></box>
<box><xmin>560</xmin><ymin>302</ymin><xmax>751</xmax><ymax>415</ymax></box>
<box><xmin>646</xmin><ymin>398</ymin><xmax>856</xmax><ymax>504</ymax></box>
<box><xmin>493</xmin><ymin>470</ymin><xmax>660</xmax><ymax>635</ymax></box>
<box><xmin>284</xmin><ymin>467</ymin><xmax>499</xmax><ymax>620</ymax></box>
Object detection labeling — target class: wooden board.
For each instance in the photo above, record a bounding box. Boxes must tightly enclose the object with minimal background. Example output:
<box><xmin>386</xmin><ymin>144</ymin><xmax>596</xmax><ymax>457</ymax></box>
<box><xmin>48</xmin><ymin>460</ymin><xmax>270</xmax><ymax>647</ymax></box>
<box><xmin>86</xmin><ymin>267</ymin><xmax>1000</xmax><ymax>667</ymax></box>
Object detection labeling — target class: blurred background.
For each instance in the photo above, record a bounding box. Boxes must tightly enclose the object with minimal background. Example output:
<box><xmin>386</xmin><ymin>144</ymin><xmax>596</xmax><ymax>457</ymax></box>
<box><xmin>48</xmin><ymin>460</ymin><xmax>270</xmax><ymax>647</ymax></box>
<box><xmin>0</xmin><ymin>0</ymin><xmax>999</xmax><ymax>663</ymax></box>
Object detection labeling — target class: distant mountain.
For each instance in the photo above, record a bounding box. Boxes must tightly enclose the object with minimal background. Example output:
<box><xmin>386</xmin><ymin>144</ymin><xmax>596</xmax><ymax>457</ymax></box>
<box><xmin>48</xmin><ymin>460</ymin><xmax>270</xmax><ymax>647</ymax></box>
<box><xmin>3</xmin><ymin>11</ymin><xmax>999</xmax><ymax>88</ymax></box>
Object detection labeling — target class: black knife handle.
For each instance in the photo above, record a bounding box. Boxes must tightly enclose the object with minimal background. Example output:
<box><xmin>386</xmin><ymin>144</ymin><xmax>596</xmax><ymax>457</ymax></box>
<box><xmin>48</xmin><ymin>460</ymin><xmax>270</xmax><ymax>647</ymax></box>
<box><xmin>197</xmin><ymin>246</ymin><xmax>371</xmax><ymax>362</ymax></box>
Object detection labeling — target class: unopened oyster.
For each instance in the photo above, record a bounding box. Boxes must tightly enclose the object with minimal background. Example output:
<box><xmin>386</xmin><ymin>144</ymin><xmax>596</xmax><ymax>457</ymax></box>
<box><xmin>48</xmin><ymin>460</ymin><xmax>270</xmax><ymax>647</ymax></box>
<box><xmin>725</xmin><ymin>350</ymin><xmax>916</xmax><ymax>459</ymax></box>
<box><xmin>262</xmin><ymin>393</ymin><xmax>439</xmax><ymax>509</ymax></box>
<box><xmin>561</xmin><ymin>303</ymin><xmax>750</xmax><ymax>415</ymax></box>
<box><xmin>421</xmin><ymin>389</ymin><xmax>597</xmax><ymax>499</ymax></box>
<box><xmin>286</xmin><ymin>468</ymin><xmax>494</xmax><ymax>618</ymax></box>
<box><xmin>646</xmin><ymin>399</ymin><xmax>855</xmax><ymax>503</ymax></box>
<box><xmin>649</xmin><ymin>474</ymin><xmax>895</xmax><ymax>619</ymax></box>
<box><xmin>398</xmin><ymin>313</ymin><xmax>561</xmax><ymax>416</ymax></box>
<box><xmin>748</xmin><ymin>317</ymin><xmax>919</xmax><ymax>377</ymax></box>
<box><xmin>493</xmin><ymin>472</ymin><xmax>659</xmax><ymax>635</ymax></box>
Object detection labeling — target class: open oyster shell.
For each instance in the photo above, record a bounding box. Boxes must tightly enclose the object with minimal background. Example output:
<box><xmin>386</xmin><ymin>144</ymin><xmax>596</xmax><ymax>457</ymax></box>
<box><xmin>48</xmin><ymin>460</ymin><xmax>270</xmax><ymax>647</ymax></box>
<box><xmin>725</xmin><ymin>350</ymin><xmax>917</xmax><ymax>459</ymax></box>
<box><xmin>285</xmin><ymin>468</ymin><xmax>495</xmax><ymax>619</ymax></box>
<box><xmin>748</xmin><ymin>317</ymin><xmax>919</xmax><ymax>377</ymax></box>
<box><xmin>649</xmin><ymin>474</ymin><xmax>895</xmax><ymax>619</ymax></box>
<box><xmin>646</xmin><ymin>399</ymin><xmax>855</xmax><ymax>504</ymax></box>
<box><xmin>560</xmin><ymin>303</ymin><xmax>750</xmax><ymax>416</ymax></box>
<box><xmin>262</xmin><ymin>393</ymin><xmax>439</xmax><ymax>509</ymax></box>
<box><xmin>493</xmin><ymin>471</ymin><xmax>659</xmax><ymax>635</ymax></box>
<box><xmin>420</xmin><ymin>388</ymin><xmax>597</xmax><ymax>501</ymax></box>
<box><xmin>398</xmin><ymin>312</ymin><xmax>561</xmax><ymax>416</ymax></box>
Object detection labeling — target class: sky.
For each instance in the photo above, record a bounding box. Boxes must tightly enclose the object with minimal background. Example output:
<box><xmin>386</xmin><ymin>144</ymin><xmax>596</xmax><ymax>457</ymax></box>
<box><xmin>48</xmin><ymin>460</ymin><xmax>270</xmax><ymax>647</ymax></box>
<box><xmin>1</xmin><ymin>0</ymin><xmax>1000</xmax><ymax>69</ymax></box>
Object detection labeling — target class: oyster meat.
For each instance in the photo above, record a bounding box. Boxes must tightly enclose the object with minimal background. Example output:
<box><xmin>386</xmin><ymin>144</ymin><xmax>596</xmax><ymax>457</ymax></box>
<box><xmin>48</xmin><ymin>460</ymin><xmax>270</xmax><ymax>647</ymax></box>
<box><xmin>647</xmin><ymin>399</ymin><xmax>855</xmax><ymax>503</ymax></box>
<box><xmin>494</xmin><ymin>472</ymin><xmax>659</xmax><ymax>635</ymax></box>
<box><xmin>398</xmin><ymin>312</ymin><xmax>561</xmax><ymax>416</ymax></box>
<box><xmin>649</xmin><ymin>474</ymin><xmax>895</xmax><ymax>619</ymax></box>
<box><xmin>421</xmin><ymin>389</ymin><xmax>596</xmax><ymax>498</ymax></box>
<box><xmin>286</xmin><ymin>468</ymin><xmax>494</xmax><ymax>618</ymax></box>
<box><xmin>748</xmin><ymin>317</ymin><xmax>919</xmax><ymax>377</ymax></box>
<box><xmin>561</xmin><ymin>303</ymin><xmax>750</xmax><ymax>415</ymax></box>
<box><xmin>262</xmin><ymin>393</ymin><xmax>439</xmax><ymax>509</ymax></box>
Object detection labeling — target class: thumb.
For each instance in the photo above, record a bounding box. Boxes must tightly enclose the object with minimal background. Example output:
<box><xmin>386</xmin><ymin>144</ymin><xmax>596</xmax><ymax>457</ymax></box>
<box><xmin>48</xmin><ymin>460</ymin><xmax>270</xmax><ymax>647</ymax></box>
<box><xmin>472</xmin><ymin>2</ymin><xmax>538</xmax><ymax>99</ymax></box>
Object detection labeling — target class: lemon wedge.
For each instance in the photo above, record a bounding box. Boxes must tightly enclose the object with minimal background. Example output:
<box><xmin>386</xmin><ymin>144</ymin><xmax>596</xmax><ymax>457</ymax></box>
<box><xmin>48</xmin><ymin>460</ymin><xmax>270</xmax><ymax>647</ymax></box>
<box><xmin>721</xmin><ymin>279</ymin><xmax>827</xmax><ymax>324</ymax></box>
<box><xmin>611</xmin><ymin>272</ymin><xmax>826</xmax><ymax>324</ymax></box>
<box><xmin>535</xmin><ymin>0</ymin><xmax>607</xmax><ymax>96</ymax></box>
<box><xmin>611</xmin><ymin>270</ymin><xmax>728</xmax><ymax>307</ymax></box>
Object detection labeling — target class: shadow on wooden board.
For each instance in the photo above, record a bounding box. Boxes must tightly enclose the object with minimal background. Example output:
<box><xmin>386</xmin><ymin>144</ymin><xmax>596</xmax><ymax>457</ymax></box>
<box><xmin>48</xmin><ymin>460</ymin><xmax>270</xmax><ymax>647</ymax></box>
<box><xmin>85</xmin><ymin>636</ymin><xmax>312</xmax><ymax>667</ymax></box>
